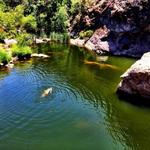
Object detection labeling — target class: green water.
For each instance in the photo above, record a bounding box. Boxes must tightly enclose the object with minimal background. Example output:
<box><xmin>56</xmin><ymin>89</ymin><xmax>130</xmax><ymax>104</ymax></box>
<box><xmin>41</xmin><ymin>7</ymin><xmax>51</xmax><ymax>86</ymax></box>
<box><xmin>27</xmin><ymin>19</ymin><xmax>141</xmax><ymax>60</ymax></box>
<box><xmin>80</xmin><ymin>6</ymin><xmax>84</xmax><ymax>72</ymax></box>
<box><xmin>0</xmin><ymin>44</ymin><xmax>150</xmax><ymax>150</ymax></box>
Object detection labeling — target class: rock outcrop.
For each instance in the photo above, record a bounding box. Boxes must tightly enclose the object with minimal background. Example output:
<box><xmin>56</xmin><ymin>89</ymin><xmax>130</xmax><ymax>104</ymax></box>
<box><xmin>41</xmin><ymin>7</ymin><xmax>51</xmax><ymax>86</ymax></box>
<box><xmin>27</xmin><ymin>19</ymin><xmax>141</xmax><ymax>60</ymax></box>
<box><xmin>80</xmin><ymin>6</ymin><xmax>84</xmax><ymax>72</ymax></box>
<box><xmin>117</xmin><ymin>52</ymin><xmax>150</xmax><ymax>100</ymax></box>
<box><xmin>70</xmin><ymin>0</ymin><xmax>150</xmax><ymax>57</ymax></box>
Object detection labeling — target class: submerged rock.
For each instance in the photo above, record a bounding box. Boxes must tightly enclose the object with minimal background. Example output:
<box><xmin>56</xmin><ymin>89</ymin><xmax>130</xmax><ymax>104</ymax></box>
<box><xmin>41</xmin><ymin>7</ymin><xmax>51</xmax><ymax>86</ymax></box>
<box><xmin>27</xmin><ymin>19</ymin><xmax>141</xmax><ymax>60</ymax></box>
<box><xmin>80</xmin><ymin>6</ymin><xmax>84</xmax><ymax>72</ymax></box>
<box><xmin>117</xmin><ymin>52</ymin><xmax>150</xmax><ymax>100</ymax></box>
<box><xmin>84</xmin><ymin>60</ymin><xmax>118</xmax><ymax>70</ymax></box>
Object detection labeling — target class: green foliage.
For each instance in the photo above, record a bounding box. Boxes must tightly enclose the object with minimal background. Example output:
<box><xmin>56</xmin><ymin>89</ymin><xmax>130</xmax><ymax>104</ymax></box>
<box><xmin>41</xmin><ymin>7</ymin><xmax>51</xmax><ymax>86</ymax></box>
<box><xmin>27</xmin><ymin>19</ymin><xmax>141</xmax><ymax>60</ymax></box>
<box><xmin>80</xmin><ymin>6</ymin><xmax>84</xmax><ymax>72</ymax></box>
<box><xmin>70</xmin><ymin>0</ymin><xmax>83</xmax><ymax>15</ymax></box>
<box><xmin>0</xmin><ymin>48</ymin><xmax>11</xmax><ymax>63</ymax></box>
<box><xmin>0</xmin><ymin>30</ymin><xmax>6</xmax><ymax>41</ymax></box>
<box><xmin>0</xmin><ymin>0</ymin><xmax>5</xmax><ymax>11</ymax></box>
<box><xmin>0</xmin><ymin>3</ymin><xmax>36</xmax><ymax>42</ymax></box>
<box><xmin>50</xmin><ymin>32</ymin><xmax>70</xmax><ymax>43</ymax></box>
<box><xmin>0</xmin><ymin>0</ymin><xmax>85</xmax><ymax>41</ymax></box>
<box><xmin>11</xmin><ymin>44</ymin><xmax>32</xmax><ymax>57</ymax></box>
<box><xmin>16</xmin><ymin>33</ymin><xmax>32</xmax><ymax>46</ymax></box>
<box><xmin>52</xmin><ymin>6</ymin><xmax>68</xmax><ymax>33</ymax></box>
<box><xmin>79</xmin><ymin>30</ymin><xmax>93</xmax><ymax>39</ymax></box>
<box><xmin>21</xmin><ymin>15</ymin><xmax>37</xmax><ymax>30</ymax></box>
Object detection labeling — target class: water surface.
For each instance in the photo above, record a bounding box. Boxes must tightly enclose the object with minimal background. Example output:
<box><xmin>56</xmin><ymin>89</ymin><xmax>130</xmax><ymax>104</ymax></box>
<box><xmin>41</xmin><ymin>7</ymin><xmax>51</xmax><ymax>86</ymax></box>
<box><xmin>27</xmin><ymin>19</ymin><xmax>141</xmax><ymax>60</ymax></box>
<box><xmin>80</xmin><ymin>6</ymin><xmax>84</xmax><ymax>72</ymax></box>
<box><xmin>0</xmin><ymin>44</ymin><xmax>150</xmax><ymax>150</ymax></box>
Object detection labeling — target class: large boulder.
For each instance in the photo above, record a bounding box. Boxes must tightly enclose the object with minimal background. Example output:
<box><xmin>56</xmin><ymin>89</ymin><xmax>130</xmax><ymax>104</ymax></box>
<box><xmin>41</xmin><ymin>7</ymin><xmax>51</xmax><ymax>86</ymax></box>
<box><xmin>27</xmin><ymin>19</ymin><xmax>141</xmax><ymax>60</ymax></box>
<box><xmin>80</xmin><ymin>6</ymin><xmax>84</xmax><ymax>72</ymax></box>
<box><xmin>117</xmin><ymin>52</ymin><xmax>150</xmax><ymax>100</ymax></box>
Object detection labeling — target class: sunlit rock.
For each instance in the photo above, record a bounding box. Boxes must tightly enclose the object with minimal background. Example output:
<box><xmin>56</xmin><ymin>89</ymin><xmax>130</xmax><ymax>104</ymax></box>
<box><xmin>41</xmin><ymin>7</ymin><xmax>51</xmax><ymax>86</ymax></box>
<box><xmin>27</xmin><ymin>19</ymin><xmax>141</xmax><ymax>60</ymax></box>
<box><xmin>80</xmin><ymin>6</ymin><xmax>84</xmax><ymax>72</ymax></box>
<box><xmin>31</xmin><ymin>53</ymin><xmax>49</xmax><ymax>58</ymax></box>
<box><xmin>70</xmin><ymin>38</ymin><xmax>86</xmax><ymax>48</ymax></box>
<box><xmin>117</xmin><ymin>52</ymin><xmax>150</xmax><ymax>99</ymax></box>
<box><xmin>4</xmin><ymin>39</ymin><xmax>17</xmax><ymax>45</ymax></box>
<box><xmin>85</xmin><ymin>26</ymin><xmax>110</xmax><ymax>53</ymax></box>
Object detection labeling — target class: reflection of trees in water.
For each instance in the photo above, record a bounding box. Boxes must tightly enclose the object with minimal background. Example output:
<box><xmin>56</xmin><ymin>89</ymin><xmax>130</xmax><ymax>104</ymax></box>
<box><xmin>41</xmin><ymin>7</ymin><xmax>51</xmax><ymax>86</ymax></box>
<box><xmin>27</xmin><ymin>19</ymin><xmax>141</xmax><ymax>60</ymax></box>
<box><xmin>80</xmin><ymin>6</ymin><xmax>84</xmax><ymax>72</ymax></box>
<box><xmin>0</xmin><ymin>68</ymin><xmax>10</xmax><ymax>80</ymax></box>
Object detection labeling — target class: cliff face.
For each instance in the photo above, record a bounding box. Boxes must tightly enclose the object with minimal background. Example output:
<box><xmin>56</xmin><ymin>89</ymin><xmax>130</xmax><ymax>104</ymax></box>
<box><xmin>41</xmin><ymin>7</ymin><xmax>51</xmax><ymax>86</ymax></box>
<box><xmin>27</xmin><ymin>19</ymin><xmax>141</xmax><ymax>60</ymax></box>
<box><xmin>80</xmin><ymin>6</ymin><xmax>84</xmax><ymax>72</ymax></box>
<box><xmin>70</xmin><ymin>0</ymin><xmax>150</xmax><ymax>57</ymax></box>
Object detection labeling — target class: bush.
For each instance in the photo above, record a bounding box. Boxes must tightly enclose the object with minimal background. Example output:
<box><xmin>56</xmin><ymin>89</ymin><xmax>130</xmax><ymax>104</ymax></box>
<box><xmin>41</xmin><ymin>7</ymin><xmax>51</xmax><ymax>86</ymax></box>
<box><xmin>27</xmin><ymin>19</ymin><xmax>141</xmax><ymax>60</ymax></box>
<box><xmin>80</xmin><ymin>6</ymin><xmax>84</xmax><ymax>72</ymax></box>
<box><xmin>21</xmin><ymin>15</ymin><xmax>37</xmax><ymax>30</ymax></box>
<box><xmin>51</xmin><ymin>6</ymin><xmax>69</xmax><ymax>33</ymax></box>
<box><xmin>0</xmin><ymin>48</ymin><xmax>11</xmax><ymax>64</ymax></box>
<box><xmin>0</xmin><ymin>30</ymin><xmax>6</xmax><ymax>42</ymax></box>
<box><xmin>16</xmin><ymin>33</ymin><xmax>32</xmax><ymax>46</ymax></box>
<box><xmin>11</xmin><ymin>44</ymin><xmax>32</xmax><ymax>59</ymax></box>
<box><xmin>79</xmin><ymin>30</ymin><xmax>93</xmax><ymax>39</ymax></box>
<box><xmin>50</xmin><ymin>32</ymin><xmax>70</xmax><ymax>43</ymax></box>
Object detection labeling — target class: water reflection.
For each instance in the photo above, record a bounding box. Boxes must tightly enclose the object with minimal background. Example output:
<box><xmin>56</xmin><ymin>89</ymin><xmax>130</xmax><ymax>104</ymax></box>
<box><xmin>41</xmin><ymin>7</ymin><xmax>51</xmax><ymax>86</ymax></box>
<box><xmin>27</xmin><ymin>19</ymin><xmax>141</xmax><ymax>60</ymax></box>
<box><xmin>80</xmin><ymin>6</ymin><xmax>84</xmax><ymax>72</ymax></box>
<box><xmin>1</xmin><ymin>44</ymin><xmax>149</xmax><ymax>150</ymax></box>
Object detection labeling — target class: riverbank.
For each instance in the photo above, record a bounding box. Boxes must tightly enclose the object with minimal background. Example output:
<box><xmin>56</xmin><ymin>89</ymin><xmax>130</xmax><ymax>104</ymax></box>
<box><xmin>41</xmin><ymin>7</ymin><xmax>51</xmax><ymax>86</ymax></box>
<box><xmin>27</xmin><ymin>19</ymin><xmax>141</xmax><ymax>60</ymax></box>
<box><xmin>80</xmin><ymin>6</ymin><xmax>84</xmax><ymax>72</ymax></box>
<box><xmin>0</xmin><ymin>39</ymin><xmax>51</xmax><ymax>69</ymax></box>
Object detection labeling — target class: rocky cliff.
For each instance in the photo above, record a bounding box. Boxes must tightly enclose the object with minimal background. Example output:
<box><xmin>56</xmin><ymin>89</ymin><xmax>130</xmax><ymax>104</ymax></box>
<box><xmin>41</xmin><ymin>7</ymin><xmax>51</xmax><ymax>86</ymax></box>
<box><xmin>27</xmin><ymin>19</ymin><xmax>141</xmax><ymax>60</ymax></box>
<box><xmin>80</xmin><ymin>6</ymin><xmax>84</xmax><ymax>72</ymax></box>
<box><xmin>70</xmin><ymin>0</ymin><xmax>150</xmax><ymax>57</ymax></box>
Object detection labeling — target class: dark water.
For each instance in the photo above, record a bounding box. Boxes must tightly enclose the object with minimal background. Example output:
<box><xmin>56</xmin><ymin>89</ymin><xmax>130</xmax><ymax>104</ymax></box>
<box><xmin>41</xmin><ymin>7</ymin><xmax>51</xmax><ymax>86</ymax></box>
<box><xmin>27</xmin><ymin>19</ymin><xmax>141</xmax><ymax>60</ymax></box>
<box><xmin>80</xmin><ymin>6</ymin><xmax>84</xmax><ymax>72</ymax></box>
<box><xmin>0</xmin><ymin>44</ymin><xmax>150</xmax><ymax>150</ymax></box>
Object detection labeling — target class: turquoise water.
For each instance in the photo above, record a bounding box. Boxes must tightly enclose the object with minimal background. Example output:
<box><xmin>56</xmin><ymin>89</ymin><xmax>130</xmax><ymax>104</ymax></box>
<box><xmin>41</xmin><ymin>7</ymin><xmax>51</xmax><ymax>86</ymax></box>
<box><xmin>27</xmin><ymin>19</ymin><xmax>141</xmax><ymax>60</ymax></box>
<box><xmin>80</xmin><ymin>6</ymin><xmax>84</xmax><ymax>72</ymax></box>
<box><xmin>0</xmin><ymin>44</ymin><xmax>150</xmax><ymax>150</ymax></box>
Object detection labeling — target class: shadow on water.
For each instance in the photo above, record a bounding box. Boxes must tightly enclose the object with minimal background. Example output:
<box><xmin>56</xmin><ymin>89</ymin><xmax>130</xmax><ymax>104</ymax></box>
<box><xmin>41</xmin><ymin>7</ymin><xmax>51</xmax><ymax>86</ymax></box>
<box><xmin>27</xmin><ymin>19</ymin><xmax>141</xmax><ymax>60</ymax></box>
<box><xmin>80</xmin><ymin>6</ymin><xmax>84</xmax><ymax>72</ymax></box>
<box><xmin>1</xmin><ymin>43</ymin><xmax>150</xmax><ymax>150</ymax></box>
<box><xmin>117</xmin><ymin>91</ymin><xmax>150</xmax><ymax>108</ymax></box>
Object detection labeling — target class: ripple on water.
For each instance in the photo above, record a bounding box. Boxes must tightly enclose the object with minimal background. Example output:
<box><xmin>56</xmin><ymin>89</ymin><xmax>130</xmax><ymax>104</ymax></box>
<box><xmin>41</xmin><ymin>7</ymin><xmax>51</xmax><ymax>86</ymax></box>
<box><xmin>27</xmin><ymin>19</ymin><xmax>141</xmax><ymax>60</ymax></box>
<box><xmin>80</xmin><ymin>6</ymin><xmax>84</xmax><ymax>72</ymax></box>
<box><xmin>0</xmin><ymin>66</ymin><xmax>99</xmax><ymax>142</ymax></box>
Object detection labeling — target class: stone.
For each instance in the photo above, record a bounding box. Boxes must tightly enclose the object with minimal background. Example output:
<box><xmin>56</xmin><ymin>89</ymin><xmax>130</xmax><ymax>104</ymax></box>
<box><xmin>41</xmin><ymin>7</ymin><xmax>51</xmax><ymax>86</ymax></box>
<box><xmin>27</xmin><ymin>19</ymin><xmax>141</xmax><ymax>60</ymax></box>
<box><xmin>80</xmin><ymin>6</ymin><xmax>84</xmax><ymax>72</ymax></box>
<box><xmin>35</xmin><ymin>39</ymin><xmax>44</xmax><ymax>44</ymax></box>
<box><xmin>117</xmin><ymin>52</ymin><xmax>150</xmax><ymax>99</ymax></box>
<box><xmin>31</xmin><ymin>53</ymin><xmax>49</xmax><ymax>58</ymax></box>
<box><xmin>84</xmin><ymin>27</ymin><xmax>110</xmax><ymax>54</ymax></box>
<box><xmin>6</xmin><ymin>63</ymin><xmax>14</xmax><ymax>69</ymax></box>
<box><xmin>70</xmin><ymin>38</ymin><xmax>86</xmax><ymax>48</ymax></box>
<box><xmin>4</xmin><ymin>39</ymin><xmax>17</xmax><ymax>45</ymax></box>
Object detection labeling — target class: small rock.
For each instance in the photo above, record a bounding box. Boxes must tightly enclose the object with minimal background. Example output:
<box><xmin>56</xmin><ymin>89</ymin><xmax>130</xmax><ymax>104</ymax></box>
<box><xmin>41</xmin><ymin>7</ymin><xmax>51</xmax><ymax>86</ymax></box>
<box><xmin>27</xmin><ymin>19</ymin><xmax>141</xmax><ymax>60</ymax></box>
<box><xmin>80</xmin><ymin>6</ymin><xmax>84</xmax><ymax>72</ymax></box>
<box><xmin>31</xmin><ymin>53</ymin><xmax>49</xmax><ymax>58</ymax></box>
<box><xmin>35</xmin><ymin>39</ymin><xmax>44</xmax><ymax>44</ymax></box>
<box><xmin>6</xmin><ymin>63</ymin><xmax>14</xmax><ymax>69</ymax></box>
<box><xmin>4</xmin><ymin>39</ymin><xmax>17</xmax><ymax>45</ymax></box>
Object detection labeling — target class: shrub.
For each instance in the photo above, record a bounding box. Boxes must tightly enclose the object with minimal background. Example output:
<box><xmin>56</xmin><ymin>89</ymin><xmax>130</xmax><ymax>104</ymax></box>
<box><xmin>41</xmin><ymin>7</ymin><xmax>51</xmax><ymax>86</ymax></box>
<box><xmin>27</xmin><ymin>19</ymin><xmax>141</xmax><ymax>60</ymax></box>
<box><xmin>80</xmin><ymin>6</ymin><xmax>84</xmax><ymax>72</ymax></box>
<box><xmin>0</xmin><ymin>48</ymin><xmax>11</xmax><ymax>64</ymax></box>
<box><xmin>0</xmin><ymin>30</ymin><xmax>6</xmax><ymax>42</ymax></box>
<box><xmin>16</xmin><ymin>33</ymin><xmax>32</xmax><ymax>46</ymax></box>
<box><xmin>51</xmin><ymin>6</ymin><xmax>69</xmax><ymax>33</ymax></box>
<box><xmin>79</xmin><ymin>30</ymin><xmax>93</xmax><ymax>39</ymax></box>
<box><xmin>50</xmin><ymin>32</ymin><xmax>70</xmax><ymax>43</ymax></box>
<box><xmin>11</xmin><ymin>44</ymin><xmax>32</xmax><ymax>59</ymax></box>
<box><xmin>21</xmin><ymin>15</ymin><xmax>37</xmax><ymax>30</ymax></box>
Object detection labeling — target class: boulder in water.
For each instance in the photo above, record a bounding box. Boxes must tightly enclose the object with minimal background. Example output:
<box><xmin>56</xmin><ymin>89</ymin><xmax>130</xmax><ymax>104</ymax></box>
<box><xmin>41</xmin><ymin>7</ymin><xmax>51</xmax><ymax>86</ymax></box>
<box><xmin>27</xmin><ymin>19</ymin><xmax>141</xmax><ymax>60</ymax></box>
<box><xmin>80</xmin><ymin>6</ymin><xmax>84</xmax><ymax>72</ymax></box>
<box><xmin>117</xmin><ymin>52</ymin><xmax>150</xmax><ymax>100</ymax></box>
